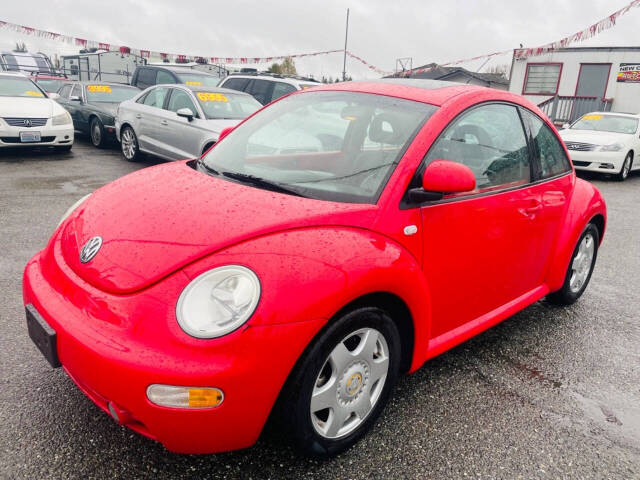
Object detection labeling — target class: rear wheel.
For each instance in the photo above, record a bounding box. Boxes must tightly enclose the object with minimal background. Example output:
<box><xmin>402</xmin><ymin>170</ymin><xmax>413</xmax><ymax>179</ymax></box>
<box><xmin>616</xmin><ymin>152</ymin><xmax>633</xmax><ymax>181</ymax></box>
<box><xmin>279</xmin><ymin>307</ymin><xmax>401</xmax><ymax>457</ymax></box>
<box><xmin>547</xmin><ymin>223</ymin><xmax>599</xmax><ymax>305</ymax></box>
<box><xmin>120</xmin><ymin>126</ymin><xmax>141</xmax><ymax>162</ymax></box>
<box><xmin>90</xmin><ymin>117</ymin><xmax>105</xmax><ymax>148</ymax></box>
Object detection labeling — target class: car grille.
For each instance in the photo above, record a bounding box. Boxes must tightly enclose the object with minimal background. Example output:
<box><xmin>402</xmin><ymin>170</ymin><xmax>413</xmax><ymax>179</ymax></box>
<box><xmin>0</xmin><ymin>136</ymin><xmax>55</xmax><ymax>143</ymax></box>
<box><xmin>564</xmin><ymin>141</ymin><xmax>597</xmax><ymax>152</ymax></box>
<box><xmin>3</xmin><ymin>117</ymin><xmax>48</xmax><ymax>127</ymax></box>
<box><xmin>572</xmin><ymin>160</ymin><xmax>591</xmax><ymax>167</ymax></box>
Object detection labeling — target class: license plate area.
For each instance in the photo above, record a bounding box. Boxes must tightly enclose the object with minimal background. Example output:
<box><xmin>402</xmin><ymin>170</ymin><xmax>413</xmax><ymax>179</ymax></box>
<box><xmin>26</xmin><ymin>304</ymin><xmax>61</xmax><ymax>368</ymax></box>
<box><xmin>20</xmin><ymin>131</ymin><xmax>41</xmax><ymax>143</ymax></box>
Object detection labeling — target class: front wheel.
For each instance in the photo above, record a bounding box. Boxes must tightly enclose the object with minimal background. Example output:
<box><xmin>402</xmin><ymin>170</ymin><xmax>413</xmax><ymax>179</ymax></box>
<box><xmin>120</xmin><ymin>126</ymin><xmax>141</xmax><ymax>162</ymax></box>
<box><xmin>616</xmin><ymin>153</ymin><xmax>633</xmax><ymax>181</ymax></box>
<box><xmin>279</xmin><ymin>307</ymin><xmax>401</xmax><ymax>457</ymax></box>
<box><xmin>547</xmin><ymin>223</ymin><xmax>599</xmax><ymax>305</ymax></box>
<box><xmin>90</xmin><ymin>117</ymin><xmax>105</xmax><ymax>148</ymax></box>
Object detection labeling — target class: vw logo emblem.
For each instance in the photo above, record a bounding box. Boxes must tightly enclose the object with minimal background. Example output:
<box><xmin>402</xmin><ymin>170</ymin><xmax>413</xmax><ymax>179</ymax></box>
<box><xmin>23</xmin><ymin>119</ymin><xmax>32</xmax><ymax>127</ymax></box>
<box><xmin>80</xmin><ymin>236</ymin><xmax>103</xmax><ymax>264</ymax></box>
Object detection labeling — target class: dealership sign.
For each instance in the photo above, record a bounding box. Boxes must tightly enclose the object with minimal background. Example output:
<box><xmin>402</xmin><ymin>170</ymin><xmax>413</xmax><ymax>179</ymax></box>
<box><xmin>617</xmin><ymin>64</ymin><xmax>640</xmax><ymax>83</ymax></box>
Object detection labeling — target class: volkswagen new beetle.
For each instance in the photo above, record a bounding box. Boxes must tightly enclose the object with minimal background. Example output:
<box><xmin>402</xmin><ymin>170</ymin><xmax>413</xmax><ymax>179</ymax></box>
<box><xmin>23</xmin><ymin>79</ymin><xmax>606</xmax><ymax>457</ymax></box>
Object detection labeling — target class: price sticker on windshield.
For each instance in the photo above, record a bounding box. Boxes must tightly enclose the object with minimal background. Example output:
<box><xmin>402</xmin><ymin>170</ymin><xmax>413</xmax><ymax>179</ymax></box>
<box><xmin>197</xmin><ymin>92</ymin><xmax>228</xmax><ymax>102</ymax></box>
<box><xmin>87</xmin><ymin>85</ymin><xmax>112</xmax><ymax>93</ymax></box>
<box><xmin>25</xmin><ymin>90</ymin><xmax>44</xmax><ymax>97</ymax></box>
<box><xmin>582</xmin><ymin>114</ymin><xmax>602</xmax><ymax>120</ymax></box>
<box><xmin>186</xmin><ymin>81</ymin><xmax>203</xmax><ymax>86</ymax></box>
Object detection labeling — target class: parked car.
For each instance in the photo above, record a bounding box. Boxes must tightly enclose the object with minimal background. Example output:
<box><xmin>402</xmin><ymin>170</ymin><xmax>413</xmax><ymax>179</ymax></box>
<box><xmin>31</xmin><ymin>73</ymin><xmax>69</xmax><ymax>94</ymax></box>
<box><xmin>24</xmin><ymin>80</ymin><xmax>606</xmax><ymax>457</ymax></box>
<box><xmin>115</xmin><ymin>84</ymin><xmax>261</xmax><ymax>161</ymax></box>
<box><xmin>0</xmin><ymin>51</ymin><xmax>55</xmax><ymax>74</ymax></box>
<box><xmin>559</xmin><ymin>112</ymin><xmax>640</xmax><ymax>181</ymax></box>
<box><xmin>0</xmin><ymin>72</ymin><xmax>73</xmax><ymax>151</ymax></box>
<box><xmin>130</xmin><ymin>65</ymin><xmax>221</xmax><ymax>90</ymax></box>
<box><xmin>55</xmin><ymin>81</ymin><xmax>140</xmax><ymax>147</ymax></box>
<box><xmin>218</xmin><ymin>72</ymin><xmax>321</xmax><ymax>105</ymax></box>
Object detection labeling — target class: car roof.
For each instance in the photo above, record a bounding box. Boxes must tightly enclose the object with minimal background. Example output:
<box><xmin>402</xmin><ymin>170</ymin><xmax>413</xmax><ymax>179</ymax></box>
<box><xmin>143</xmin><ymin>65</ymin><xmax>217</xmax><ymax>76</ymax></box>
<box><xmin>183</xmin><ymin>84</ymin><xmax>252</xmax><ymax>96</ymax></box>
<box><xmin>224</xmin><ymin>74</ymin><xmax>320</xmax><ymax>86</ymax></box>
<box><xmin>0</xmin><ymin>71</ymin><xmax>29</xmax><ymax>78</ymax></box>
<box><xmin>581</xmin><ymin>111</ymin><xmax>640</xmax><ymax>119</ymax></box>
<box><xmin>75</xmin><ymin>81</ymin><xmax>138</xmax><ymax>88</ymax></box>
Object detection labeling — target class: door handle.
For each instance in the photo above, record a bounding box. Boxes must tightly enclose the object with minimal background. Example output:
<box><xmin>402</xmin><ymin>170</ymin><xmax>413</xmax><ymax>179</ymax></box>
<box><xmin>135</xmin><ymin>114</ymin><xmax>142</xmax><ymax>119</ymax></box>
<box><xmin>160</xmin><ymin>120</ymin><xmax>169</xmax><ymax>125</ymax></box>
<box><xmin>518</xmin><ymin>200</ymin><xmax>542</xmax><ymax>218</ymax></box>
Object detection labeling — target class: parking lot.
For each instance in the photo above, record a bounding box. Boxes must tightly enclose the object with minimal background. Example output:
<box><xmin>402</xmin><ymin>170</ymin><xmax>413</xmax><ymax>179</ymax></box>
<box><xmin>1</xmin><ymin>139</ymin><xmax>639</xmax><ymax>479</ymax></box>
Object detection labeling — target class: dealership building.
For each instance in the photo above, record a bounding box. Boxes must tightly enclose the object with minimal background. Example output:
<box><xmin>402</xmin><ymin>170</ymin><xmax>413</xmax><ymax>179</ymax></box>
<box><xmin>509</xmin><ymin>46</ymin><xmax>640</xmax><ymax>124</ymax></box>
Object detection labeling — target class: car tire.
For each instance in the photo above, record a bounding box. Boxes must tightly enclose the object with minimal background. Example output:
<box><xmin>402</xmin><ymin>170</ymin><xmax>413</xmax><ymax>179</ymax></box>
<box><xmin>120</xmin><ymin>126</ymin><xmax>141</xmax><ymax>162</ymax></box>
<box><xmin>54</xmin><ymin>145</ymin><xmax>72</xmax><ymax>153</ymax></box>
<box><xmin>547</xmin><ymin>223</ymin><xmax>599</xmax><ymax>306</ymax></box>
<box><xmin>278</xmin><ymin>307</ymin><xmax>402</xmax><ymax>457</ymax></box>
<box><xmin>90</xmin><ymin>117</ymin><xmax>105</xmax><ymax>148</ymax></box>
<box><xmin>616</xmin><ymin>152</ymin><xmax>633</xmax><ymax>181</ymax></box>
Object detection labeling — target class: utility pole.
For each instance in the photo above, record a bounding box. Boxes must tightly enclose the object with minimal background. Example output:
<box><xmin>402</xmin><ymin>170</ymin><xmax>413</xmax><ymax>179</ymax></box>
<box><xmin>342</xmin><ymin>8</ymin><xmax>349</xmax><ymax>81</ymax></box>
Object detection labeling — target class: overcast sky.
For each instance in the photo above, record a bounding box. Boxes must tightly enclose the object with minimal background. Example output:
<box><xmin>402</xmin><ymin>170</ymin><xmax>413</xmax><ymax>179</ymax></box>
<box><xmin>0</xmin><ymin>0</ymin><xmax>638</xmax><ymax>79</ymax></box>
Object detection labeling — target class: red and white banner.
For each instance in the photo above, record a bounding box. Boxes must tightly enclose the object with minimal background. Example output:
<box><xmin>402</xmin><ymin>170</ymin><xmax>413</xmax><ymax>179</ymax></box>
<box><xmin>345</xmin><ymin>51</ymin><xmax>392</xmax><ymax>76</ymax></box>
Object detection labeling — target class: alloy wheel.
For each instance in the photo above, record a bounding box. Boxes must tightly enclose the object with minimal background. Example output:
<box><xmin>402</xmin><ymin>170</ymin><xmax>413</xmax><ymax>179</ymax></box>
<box><xmin>91</xmin><ymin>122</ymin><xmax>101</xmax><ymax>146</ymax></box>
<box><xmin>569</xmin><ymin>233</ymin><xmax>595</xmax><ymax>293</ymax></box>
<box><xmin>121</xmin><ymin>128</ymin><xmax>137</xmax><ymax>160</ymax></box>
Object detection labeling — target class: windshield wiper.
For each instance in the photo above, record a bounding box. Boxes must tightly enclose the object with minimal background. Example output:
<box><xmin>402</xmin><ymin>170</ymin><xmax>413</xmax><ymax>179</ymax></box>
<box><xmin>197</xmin><ymin>158</ymin><xmax>221</xmax><ymax>176</ymax></box>
<box><xmin>221</xmin><ymin>171</ymin><xmax>307</xmax><ymax>197</ymax></box>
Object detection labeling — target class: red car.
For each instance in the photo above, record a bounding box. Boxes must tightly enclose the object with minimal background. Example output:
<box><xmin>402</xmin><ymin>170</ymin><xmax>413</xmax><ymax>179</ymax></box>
<box><xmin>23</xmin><ymin>80</ymin><xmax>606</xmax><ymax>457</ymax></box>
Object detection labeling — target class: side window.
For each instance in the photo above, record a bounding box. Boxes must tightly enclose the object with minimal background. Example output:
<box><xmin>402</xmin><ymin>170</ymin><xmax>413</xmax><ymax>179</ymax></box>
<box><xmin>71</xmin><ymin>84</ymin><xmax>83</xmax><ymax>100</ymax></box>
<box><xmin>136</xmin><ymin>68</ymin><xmax>157</xmax><ymax>89</ymax></box>
<box><xmin>156</xmin><ymin>70</ymin><xmax>175</xmax><ymax>84</ymax></box>
<box><xmin>523</xmin><ymin>111</ymin><xmax>571</xmax><ymax>179</ymax></box>
<box><xmin>167</xmin><ymin>89</ymin><xmax>198</xmax><ymax>117</ymax></box>
<box><xmin>221</xmin><ymin>77</ymin><xmax>250</xmax><ymax>92</ymax></box>
<box><xmin>58</xmin><ymin>84</ymin><xmax>72</xmax><ymax>99</ymax></box>
<box><xmin>247</xmin><ymin>79</ymin><xmax>273</xmax><ymax>105</ymax></box>
<box><xmin>142</xmin><ymin>87</ymin><xmax>170</xmax><ymax>108</ymax></box>
<box><xmin>271</xmin><ymin>82</ymin><xmax>296</xmax><ymax>102</ymax></box>
<box><xmin>424</xmin><ymin>103</ymin><xmax>531</xmax><ymax>193</ymax></box>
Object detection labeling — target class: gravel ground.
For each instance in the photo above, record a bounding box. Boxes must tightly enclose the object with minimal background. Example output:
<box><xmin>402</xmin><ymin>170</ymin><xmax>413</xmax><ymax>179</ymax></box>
<box><xmin>1</xmin><ymin>139</ymin><xmax>639</xmax><ymax>479</ymax></box>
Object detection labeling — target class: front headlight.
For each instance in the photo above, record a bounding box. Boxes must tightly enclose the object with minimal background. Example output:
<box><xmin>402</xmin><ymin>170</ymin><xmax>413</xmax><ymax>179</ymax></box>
<box><xmin>176</xmin><ymin>265</ymin><xmax>261</xmax><ymax>338</ymax></box>
<box><xmin>52</xmin><ymin>111</ymin><xmax>72</xmax><ymax>126</ymax></box>
<box><xmin>600</xmin><ymin>143</ymin><xmax>623</xmax><ymax>152</ymax></box>
<box><xmin>58</xmin><ymin>193</ymin><xmax>91</xmax><ymax>227</ymax></box>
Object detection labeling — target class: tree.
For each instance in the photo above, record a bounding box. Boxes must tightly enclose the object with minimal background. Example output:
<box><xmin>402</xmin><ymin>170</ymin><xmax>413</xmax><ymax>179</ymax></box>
<box><xmin>14</xmin><ymin>42</ymin><xmax>27</xmax><ymax>53</ymax></box>
<box><xmin>268</xmin><ymin>57</ymin><xmax>297</xmax><ymax>75</ymax></box>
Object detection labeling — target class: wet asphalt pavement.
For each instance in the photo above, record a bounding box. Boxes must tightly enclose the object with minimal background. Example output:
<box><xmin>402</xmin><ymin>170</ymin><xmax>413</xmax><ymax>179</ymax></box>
<box><xmin>1</xmin><ymin>139</ymin><xmax>639</xmax><ymax>479</ymax></box>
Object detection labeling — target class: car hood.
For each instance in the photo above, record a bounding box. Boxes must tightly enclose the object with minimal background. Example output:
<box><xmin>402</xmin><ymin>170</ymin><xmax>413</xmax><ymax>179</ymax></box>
<box><xmin>87</xmin><ymin>102</ymin><xmax>119</xmax><ymax>117</ymax></box>
<box><xmin>0</xmin><ymin>97</ymin><xmax>61</xmax><ymax>118</ymax></box>
<box><xmin>559</xmin><ymin>129</ymin><xmax>629</xmax><ymax>146</ymax></box>
<box><xmin>59</xmin><ymin>161</ymin><xmax>376</xmax><ymax>294</ymax></box>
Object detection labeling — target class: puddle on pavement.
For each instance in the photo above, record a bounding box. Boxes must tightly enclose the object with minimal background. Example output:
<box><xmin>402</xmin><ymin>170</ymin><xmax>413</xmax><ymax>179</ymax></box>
<box><xmin>14</xmin><ymin>175</ymin><xmax>103</xmax><ymax>194</ymax></box>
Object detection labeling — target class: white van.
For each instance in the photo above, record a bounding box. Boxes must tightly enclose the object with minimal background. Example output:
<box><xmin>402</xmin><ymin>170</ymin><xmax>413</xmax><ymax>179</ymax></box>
<box><xmin>0</xmin><ymin>51</ymin><xmax>55</xmax><ymax>74</ymax></box>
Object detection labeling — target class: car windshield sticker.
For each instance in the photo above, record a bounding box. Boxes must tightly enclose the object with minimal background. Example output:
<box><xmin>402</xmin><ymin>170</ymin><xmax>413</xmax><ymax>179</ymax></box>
<box><xmin>197</xmin><ymin>92</ymin><xmax>228</xmax><ymax>102</ymax></box>
<box><xmin>25</xmin><ymin>90</ymin><xmax>44</xmax><ymax>97</ymax></box>
<box><xmin>87</xmin><ymin>85</ymin><xmax>112</xmax><ymax>93</ymax></box>
<box><xmin>186</xmin><ymin>81</ymin><xmax>203</xmax><ymax>86</ymax></box>
<box><xmin>582</xmin><ymin>115</ymin><xmax>602</xmax><ymax>121</ymax></box>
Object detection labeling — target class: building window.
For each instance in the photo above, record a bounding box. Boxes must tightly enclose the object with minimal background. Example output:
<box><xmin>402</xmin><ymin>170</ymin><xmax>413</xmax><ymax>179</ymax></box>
<box><xmin>523</xmin><ymin>63</ymin><xmax>562</xmax><ymax>95</ymax></box>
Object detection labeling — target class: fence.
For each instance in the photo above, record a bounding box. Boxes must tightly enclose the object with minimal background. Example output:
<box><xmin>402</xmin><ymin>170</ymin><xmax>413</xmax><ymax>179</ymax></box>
<box><xmin>538</xmin><ymin>95</ymin><xmax>613</xmax><ymax>125</ymax></box>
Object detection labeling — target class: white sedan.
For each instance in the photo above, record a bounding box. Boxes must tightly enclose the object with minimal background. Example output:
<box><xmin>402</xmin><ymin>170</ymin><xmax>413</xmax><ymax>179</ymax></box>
<box><xmin>559</xmin><ymin>112</ymin><xmax>640</xmax><ymax>181</ymax></box>
<box><xmin>0</xmin><ymin>72</ymin><xmax>74</xmax><ymax>151</ymax></box>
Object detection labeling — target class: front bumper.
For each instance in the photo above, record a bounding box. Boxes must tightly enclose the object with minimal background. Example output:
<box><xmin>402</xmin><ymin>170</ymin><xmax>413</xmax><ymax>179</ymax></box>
<box><xmin>568</xmin><ymin>150</ymin><xmax>627</xmax><ymax>173</ymax></box>
<box><xmin>0</xmin><ymin>121</ymin><xmax>74</xmax><ymax>147</ymax></box>
<box><xmin>23</xmin><ymin>241</ymin><xmax>325</xmax><ymax>454</ymax></box>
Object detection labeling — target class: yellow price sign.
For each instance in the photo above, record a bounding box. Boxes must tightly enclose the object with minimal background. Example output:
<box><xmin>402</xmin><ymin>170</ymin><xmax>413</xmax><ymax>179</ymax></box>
<box><xmin>87</xmin><ymin>85</ymin><xmax>112</xmax><ymax>93</ymax></box>
<box><xmin>197</xmin><ymin>92</ymin><xmax>228</xmax><ymax>102</ymax></box>
<box><xmin>186</xmin><ymin>81</ymin><xmax>202</xmax><ymax>86</ymax></box>
<box><xmin>582</xmin><ymin>114</ymin><xmax>602</xmax><ymax>120</ymax></box>
<box><xmin>25</xmin><ymin>90</ymin><xmax>44</xmax><ymax>97</ymax></box>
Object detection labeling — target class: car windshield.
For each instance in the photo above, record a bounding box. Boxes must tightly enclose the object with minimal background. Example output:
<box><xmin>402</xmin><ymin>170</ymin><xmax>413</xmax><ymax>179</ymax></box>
<box><xmin>35</xmin><ymin>79</ymin><xmax>66</xmax><ymax>92</ymax></box>
<box><xmin>571</xmin><ymin>114</ymin><xmax>639</xmax><ymax>134</ymax></box>
<box><xmin>85</xmin><ymin>85</ymin><xmax>139</xmax><ymax>103</ymax></box>
<box><xmin>195</xmin><ymin>91</ymin><xmax>261</xmax><ymax>120</ymax></box>
<box><xmin>176</xmin><ymin>73</ymin><xmax>221</xmax><ymax>87</ymax></box>
<box><xmin>0</xmin><ymin>76</ymin><xmax>46</xmax><ymax>98</ymax></box>
<box><xmin>202</xmin><ymin>91</ymin><xmax>437</xmax><ymax>203</ymax></box>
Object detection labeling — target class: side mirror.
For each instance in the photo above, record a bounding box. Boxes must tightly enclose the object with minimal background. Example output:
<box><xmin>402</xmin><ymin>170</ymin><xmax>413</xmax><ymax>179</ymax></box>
<box><xmin>69</xmin><ymin>95</ymin><xmax>81</xmax><ymax>102</ymax></box>
<box><xmin>48</xmin><ymin>92</ymin><xmax>60</xmax><ymax>100</ymax></box>
<box><xmin>409</xmin><ymin>159</ymin><xmax>476</xmax><ymax>203</ymax></box>
<box><xmin>176</xmin><ymin>107</ymin><xmax>194</xmax><ymax>121</ymax></box>
<box><xmin>218</xmin><ymin>126</ymin><xmax>234</xmax><ymax>141</ymax></box>
<box><xmin>562</xmin><ymin>123</ymin><xmax>570</xmax><ymax>129</ymax></box>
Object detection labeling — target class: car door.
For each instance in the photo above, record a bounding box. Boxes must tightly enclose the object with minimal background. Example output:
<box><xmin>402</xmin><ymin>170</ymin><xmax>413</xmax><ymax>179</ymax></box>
<box><xmin>135</xmin><ymin>86</ymin><xmax>171</xmax><ymax>156</ymax></box>
<box><xmin>417</xmin><ymin>103</ymin><xmax>549</xmax><ymax>340</ymax></box>
<box><xmin>66</xmin><ymin>83</ymin><xmax>85</xmax><ymax>131</ymax></box>
<box><xmin>159</xmin><ymin>87</ymin><xmax>207</xmax><ymax>159</ymax></box>
<box><xmin>55</xmin><ymin>83</ymin><xmax>73</xmax><ymax>110</ymax></box>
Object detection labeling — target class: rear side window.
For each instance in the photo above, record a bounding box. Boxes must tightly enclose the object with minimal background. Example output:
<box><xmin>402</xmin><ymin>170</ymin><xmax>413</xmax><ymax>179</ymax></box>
<box><xmin>58</xmin><ymin>84</ymin><xmax>73</xmax><ymax>99</ymax></box>
<box><xmin>136</xmin><ymin>68</ymin><xmax>157</xmax><ymax>89</ymax></box>
<box><xmin>221</xmin><ymin>77</ymin><xmax>251</xmax><ymax>92</ymax></box>
<box><xmin>424</xmin><ymin>103</ymin><xmax>531</xmax><ymax>193</ymax></box>
<box><xmin>247</xmin><ymin>79</ymin><xmax>273</xmax><ymax>105</ymax></box>
<box><xmin>142</xmin><ymin>87</ymin><xmax>169</xmax><ymax>108</ymax></box>
<box><xmin>523</xmin><ymin>111</ymin><xmax>571</xmax><ymax>179</ymax></box>
<box><xmin>156</xmin><ymin>70</ymin><xmax>175</xmax><ymax>84</ymax></box>
<box><xmin>271</xmin><ymin>82</ymin><xmax>296</xmax><ymax>102</ymax></box>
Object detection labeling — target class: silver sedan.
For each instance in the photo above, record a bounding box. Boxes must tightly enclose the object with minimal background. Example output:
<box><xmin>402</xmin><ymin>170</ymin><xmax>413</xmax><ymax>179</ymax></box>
<box><xmin>115</xmin><ymin>84</ymin><xmax>261</xmax><ymax>161</ymax></box>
